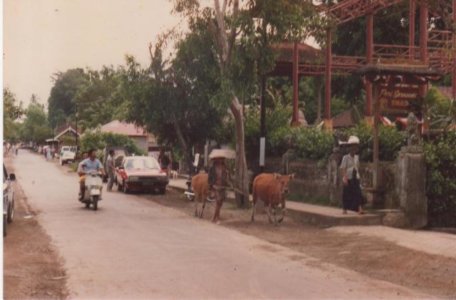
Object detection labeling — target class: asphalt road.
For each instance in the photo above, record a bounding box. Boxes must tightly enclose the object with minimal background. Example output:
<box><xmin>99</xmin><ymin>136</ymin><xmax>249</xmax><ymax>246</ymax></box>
<box><xmin>14</xmin><ymin>151</ymin><xmax>427</xmax><ymax>299</ymax></box>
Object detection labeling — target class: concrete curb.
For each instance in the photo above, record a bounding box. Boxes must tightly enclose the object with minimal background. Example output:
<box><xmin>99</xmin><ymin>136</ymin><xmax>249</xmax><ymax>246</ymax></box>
<box><xmin>168</xmin><ymin>180</ymin><xmax>383</xmax><ymax>227</ymax></box>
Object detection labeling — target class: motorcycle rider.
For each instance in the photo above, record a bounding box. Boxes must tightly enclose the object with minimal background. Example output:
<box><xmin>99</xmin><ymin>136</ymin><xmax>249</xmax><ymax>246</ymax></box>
<box><xmin>78</xmin><ymin>149</ymin><xmax>105</xmax><ymax>200</ymax></box>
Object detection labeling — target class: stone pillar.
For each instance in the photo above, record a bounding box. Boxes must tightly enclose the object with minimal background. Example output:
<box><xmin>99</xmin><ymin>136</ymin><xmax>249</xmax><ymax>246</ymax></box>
<box><xmin>396</xmin><ymin>147</ymin><xmax>427</xmax><ymax>228</ymax></box>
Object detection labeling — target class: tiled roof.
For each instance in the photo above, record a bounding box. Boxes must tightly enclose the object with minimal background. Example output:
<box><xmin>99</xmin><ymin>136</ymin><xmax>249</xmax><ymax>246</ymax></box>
<box><xmin>100</xmin><ymin>120</ymin><xmax>147</xmax><ymax>137</ymax></box>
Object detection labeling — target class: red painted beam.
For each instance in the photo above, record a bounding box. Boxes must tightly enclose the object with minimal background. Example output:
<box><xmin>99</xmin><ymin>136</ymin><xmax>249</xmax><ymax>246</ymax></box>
<box><xmin>292</xmin><ymin>42</ymin><xmax>300</xmax><ymax>126</ymax></box>
<box><xmin>324</xmin><ymin>30</ymin><xmax>332</xmax><ymax>121</ymax></box>
<box><xmin>409</xmin><ymin>0</ymin><xmax>415</xmax><ymax>60</ymax></box>
<box><xmin>453</xmin><ymin>0</ymin><xmax>456</xmax><ymax>100</ymax></box>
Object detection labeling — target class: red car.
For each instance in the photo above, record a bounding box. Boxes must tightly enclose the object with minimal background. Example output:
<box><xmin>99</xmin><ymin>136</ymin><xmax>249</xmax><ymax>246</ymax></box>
<box><xmin>115</xmin><ymin>156</ymin><xmax>169</xmax><ymax>194</ymax></box>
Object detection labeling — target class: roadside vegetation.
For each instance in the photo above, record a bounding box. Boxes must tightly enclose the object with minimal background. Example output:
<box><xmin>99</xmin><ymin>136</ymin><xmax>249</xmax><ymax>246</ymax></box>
<box><xmin>3</xmin><ymin>1</ymin><xmax>455</xmax><ymax>226</ymax></box>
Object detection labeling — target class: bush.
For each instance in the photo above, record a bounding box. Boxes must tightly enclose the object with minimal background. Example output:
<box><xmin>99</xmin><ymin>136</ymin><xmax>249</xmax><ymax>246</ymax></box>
<box><xmin>341</xmin><ymin>123</ymin><xmax>405</xmax><ymax>162</ymax></box>
<box><xmin>424</xmin><ymin>132</ymin><xmax>456</xmax><ymax>227</ymax></box>
<box><xmin>379</xmin><ymin>126</ymin><xmax>406</xmax><ymax>161</ymax></box>
<box><xmin>244</xmin><ymin>104</ymin><xmax>293</xmax><ymax>159</ymax></box>
<box><xmin>291</xmin><ymin>128</ymin><xmax>334</xmax><ymax>160</ymax></box>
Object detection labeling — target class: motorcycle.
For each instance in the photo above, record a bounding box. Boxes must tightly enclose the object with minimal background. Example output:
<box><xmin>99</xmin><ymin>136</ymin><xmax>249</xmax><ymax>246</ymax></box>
<box><xmin>80</xmin><ymin>171</ymin><xmax>103</xmax><ymax>210</ymax></box>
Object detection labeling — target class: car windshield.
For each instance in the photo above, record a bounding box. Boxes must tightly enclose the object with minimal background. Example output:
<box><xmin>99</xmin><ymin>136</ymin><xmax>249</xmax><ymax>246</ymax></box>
<box><xmin>124</xmin><ymin>157</ymin><xmax>159</xmax><ymax>170</ymax></box>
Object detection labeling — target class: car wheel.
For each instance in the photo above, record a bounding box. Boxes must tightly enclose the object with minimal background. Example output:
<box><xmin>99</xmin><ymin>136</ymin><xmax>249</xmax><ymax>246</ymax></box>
<box><xmin>7</xmin><ymin>198</ymin><xmax>14</xmax><ymax>223</ymax></box>
<box><xmin>159</xmin><ymin>187</ymin><xmax>166</xmax><ymax>195</ymax></box>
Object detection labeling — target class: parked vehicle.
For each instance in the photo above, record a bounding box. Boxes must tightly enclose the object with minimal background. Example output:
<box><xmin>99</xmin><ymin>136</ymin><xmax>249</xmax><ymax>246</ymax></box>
<box><xmin>59</xmin><ymin>146</ymin><xmax>77</xmax><ymax>165</ymax></box>
<box><xmin>79</xmin><ymin>170</ymin><xmax>103</xmax><ymax>210</ymax></box>
<box><xmin>116</xmin><ymin>156</ymin><xmax>168</xmax><ymax>194</ymax></box>
<box><xmin>3</xmin><ymin>165</ymin><xmax>16</xmax><ymax>237</ymax></box>
<box><xmin>102</xmin><ymin>147</ymin><xmax>129</xmax><ymax>182</ymax></box>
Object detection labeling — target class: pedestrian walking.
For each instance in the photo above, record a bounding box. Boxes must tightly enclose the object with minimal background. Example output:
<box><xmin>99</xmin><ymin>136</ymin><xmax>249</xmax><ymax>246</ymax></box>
<box><xmin>106</xmin><ymin>150</ymin><xmax>115</xmax><ymax>191</ymax></box>
<box><xmin>208</xmin><ymin>156</ymin><xmax>230</xmax><ymax>223</ymax></box>
<box><xmin>158</xmin><ymin>149</ymin><xmax>171</xmax><ymax>176</ymax></box>
<box><xmin>340</xmin><ymin>136</ymin><xmax>365</xmax><ymax>214</ymax></box>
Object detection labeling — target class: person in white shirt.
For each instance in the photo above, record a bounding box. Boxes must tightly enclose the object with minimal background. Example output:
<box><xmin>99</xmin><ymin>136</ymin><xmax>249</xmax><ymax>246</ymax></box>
<box><xmin>340</xmin><ymin>136</ymin><xmax>365</xmax><ymax>214</ymax></box>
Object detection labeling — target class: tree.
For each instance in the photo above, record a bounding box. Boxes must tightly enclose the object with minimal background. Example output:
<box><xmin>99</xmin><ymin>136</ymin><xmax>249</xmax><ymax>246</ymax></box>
<box><xmin>48</xmin><ymin>68</ymin><xmax>89</xmax><ymax>129</ymax></box>
<box><xmin>20</xmin><ymin>101</ymin><xmax>53</xmax><ymax>144</ymax></box>
<box><xmin>122</xmin><ymin>23</ymin><xmax>224</xmax><ymax>172</ymax></box>
<box><xmin>74</xmin><ymin>66</ymin><xmax>125</xmax><ymax>130</ymax></box>
<box><xmin>3</xmin><ymin>88</ymin><xmax>24</xmax><ymax>143</ymax></box>
<box><xmin>173</xmin><ymin>0</ymin><xmax>321</xmax><ymax>207</ymax></box>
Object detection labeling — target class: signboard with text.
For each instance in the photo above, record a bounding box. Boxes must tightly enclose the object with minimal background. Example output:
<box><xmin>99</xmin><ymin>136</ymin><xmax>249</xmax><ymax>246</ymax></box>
<box><xmin>376</xmin><ymin>79</ymin><xmax>421</xmax><ymax>114</ymax></box>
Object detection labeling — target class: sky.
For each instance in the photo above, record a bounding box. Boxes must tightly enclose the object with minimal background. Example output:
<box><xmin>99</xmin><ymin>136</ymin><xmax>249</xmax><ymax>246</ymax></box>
<box><xmin>3</xmin><ymin>0</ymin><xmax>182</xmax><ymax>108</ymax></box>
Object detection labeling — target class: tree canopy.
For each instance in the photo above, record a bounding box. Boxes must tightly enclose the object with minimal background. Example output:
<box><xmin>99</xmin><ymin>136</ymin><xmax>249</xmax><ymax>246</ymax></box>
<box><xmin>20</xmin><ymin>100</ymin><xmax>53</xmax><ymax>144</ymax></box>
<box><xmin>3</xmin><ymin>88</ymin><xmax>24</xmax><ymax>143</ymax></box>
<box><xmin>48</xmin><ymin>68</ymin><xmax>89</xmax><ymax>129</ymax></box>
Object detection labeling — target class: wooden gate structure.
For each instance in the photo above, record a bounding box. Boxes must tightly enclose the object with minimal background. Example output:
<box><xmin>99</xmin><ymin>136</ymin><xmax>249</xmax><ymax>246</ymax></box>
<box><xmin>272</xmin><ymin>0</ymin><xmax>455</xmax><ymax>128</ymax></box>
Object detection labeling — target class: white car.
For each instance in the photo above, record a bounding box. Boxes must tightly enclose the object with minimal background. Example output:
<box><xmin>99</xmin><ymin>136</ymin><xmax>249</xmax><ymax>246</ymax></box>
<box><xmin>59</xmin><ymin>146</ymin><xmax>77</xmax><ymax>165</ymax></box>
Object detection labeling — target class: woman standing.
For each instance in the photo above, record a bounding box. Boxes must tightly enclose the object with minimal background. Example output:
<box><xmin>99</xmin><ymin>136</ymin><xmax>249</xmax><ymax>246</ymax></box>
<box><xmin>340</xmin><ymin>136</ymin><xmax>365</xmax><ymax>214</ymax></box>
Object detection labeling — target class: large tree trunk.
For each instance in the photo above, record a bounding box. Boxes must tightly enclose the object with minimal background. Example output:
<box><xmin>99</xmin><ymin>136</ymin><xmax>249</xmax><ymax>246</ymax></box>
<box><xmin>230</xmin><ymin>96</ymin><xmax>249</xmax><ymax>208</ymax></box>
<box><xmin>213</xmin><ymin>0</ymin><xmax>248</xmax><ymax>207</ymax></box>
<box><xmin>171</xmin><ymin>114</ymin><xmax>193</xmax><ymax>175</ymax></box>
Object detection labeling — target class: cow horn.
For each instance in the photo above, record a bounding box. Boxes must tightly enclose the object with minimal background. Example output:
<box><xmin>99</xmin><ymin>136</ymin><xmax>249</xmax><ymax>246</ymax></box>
<box><xmin>273</xmin><ymin>173</ymin><xmax>281</xmax><ymax>179</ymax></box>
<box><xmin>290</xmin><ymin>173</ymin><xmax>295</xmax><ymax>179</ymax></box>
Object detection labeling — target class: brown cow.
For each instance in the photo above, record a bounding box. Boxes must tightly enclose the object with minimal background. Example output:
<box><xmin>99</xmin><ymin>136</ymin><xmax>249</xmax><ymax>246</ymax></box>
<box><xmin>191</xmin><ymin>172</ymin><xmax>210</xmax><ymax>218</ymax></box>
<box><xmin>251</xmin><ymin>173</ymin><xmax>294</xmax><ymax>224</ymax></box>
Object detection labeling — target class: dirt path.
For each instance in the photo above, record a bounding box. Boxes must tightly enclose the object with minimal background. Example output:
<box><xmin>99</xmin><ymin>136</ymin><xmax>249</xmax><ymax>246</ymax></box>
<box><xmin>148</xmin><ymin>189</ymin><xmax>456</xmax><ymax>299</ymax></box>
<box><xmin>3</xmin><ymin>156</ymin><xmax>68</xmax><ymax>299</ymax></box>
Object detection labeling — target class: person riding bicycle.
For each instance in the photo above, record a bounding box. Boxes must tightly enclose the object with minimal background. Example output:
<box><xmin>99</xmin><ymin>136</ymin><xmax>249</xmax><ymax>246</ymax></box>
<box><xmin>78</xmin><ymin>149</ymin><xmax>104</xmax><ymax>200</ymax></box>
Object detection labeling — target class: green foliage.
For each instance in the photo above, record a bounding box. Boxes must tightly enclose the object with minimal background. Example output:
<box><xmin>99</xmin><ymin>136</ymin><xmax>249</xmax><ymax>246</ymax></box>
<box><xmin>48</xmin><ymin>68</ymin><xmax>89</xmax><ymax>129</ymax></box>
<box><xmin>378</xmin><ymin>126</ymin><xmax>406</xmax><ymax>161</ymax></box>
<box><xmin>424</xmin><ymin>87</ymin><xmax>455</xmax><ymax>130</ymax></box>
<box><xmin>424</xmin><ymin>132</ymin><xmax>456</xmax><ymax>227</ymax></box>
<box><xmin>244</xmin><ymin>103</ymin><xmax>293</xmax><ymax>159</ymax></box>
<box><xmin>291</xmin><ymin>128</ymin><xmax>334</xmax><ymax>160</ymax></box>
<box><xmin>341</xmin><ymin>123</ymin><xmax>405</xmax><ymax>161</ymax></box>
<box><xmin>74</xmin><ymin>67</ymin><xmax>125</xmax><ymax>130</ymax></box>
<box><xmin>79</xmin><ymin>130</ymin><xmax>145</xmax><ymax>157</ymax></box>
<box><xmin>3</xmin><ymin>88</ymin><xmax>24</xmax><ymax>142</ymax></box>
<box><xmin>20</xmin><ymin>101</ymin><xmax>53</xmax><ymax>144</ymax></box>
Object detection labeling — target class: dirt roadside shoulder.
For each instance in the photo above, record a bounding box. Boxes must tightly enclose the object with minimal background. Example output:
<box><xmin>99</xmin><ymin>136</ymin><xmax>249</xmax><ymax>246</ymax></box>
<box><xmin>3</xmin><ymin>155</ymin><xmax>68</xmax><ymax>299</ymax></box>
<box><xmin>145</xmin><ymin>188</ymin><xmax>456</xmax><ymax>299</ymax></box>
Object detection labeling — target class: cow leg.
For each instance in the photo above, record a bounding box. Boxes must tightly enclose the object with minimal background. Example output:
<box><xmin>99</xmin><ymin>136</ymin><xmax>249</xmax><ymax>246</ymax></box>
<box><xmin>250</xmin><ymin>195</ymin><xmax>257</xmax><ymax>222</ymax></box>
<box><xmin>273</xmin><ymin>205</ymin><xmax>279</xmax><ymax>225</ymax></box>
<box><xmin>200</xmin><ymin>197</ymin><xmax>206</xmax><ymax>218</ymax></box>
<box><xmin>278</xmin><ymin>200</ymin><xmax>286</xmax><ymax>223</ymax></box>
<box><xmin>194</xmin><ymin>196</ymin><xmax>200</xmax><ymax>217</ymax></box>
<box><xmin>267</xmin><ymin>203</ymin><xmax>273</xmax><ymax>224</ymax></box>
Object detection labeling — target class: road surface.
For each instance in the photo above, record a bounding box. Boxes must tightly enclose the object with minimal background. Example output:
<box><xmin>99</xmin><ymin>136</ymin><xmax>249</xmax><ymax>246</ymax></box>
<box><xmin>14</xmin><ymin>151</ymin><xmax>428</xmax><ymax>299</ymax></box>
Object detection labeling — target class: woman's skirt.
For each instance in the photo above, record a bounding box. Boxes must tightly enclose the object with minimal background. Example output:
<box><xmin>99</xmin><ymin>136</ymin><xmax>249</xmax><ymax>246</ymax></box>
<box><xmin>342</xmin><ymin>177</ymin><xmax>364</xmax><ymax>212</ymax></box>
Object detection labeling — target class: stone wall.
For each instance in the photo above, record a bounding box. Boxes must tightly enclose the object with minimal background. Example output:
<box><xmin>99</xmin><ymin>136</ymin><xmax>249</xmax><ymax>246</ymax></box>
<box><xmin>259</xmin><ymin>156</ymin><xmax>399</xmax><ymax>209</ymax></box>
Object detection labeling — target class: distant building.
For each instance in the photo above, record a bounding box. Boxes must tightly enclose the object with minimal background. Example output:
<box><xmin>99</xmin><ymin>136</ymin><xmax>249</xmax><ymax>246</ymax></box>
<box><xmin>100</xmin><ymin>120</ymin><xmax>157</xmax><ymax>152</ymax></box>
